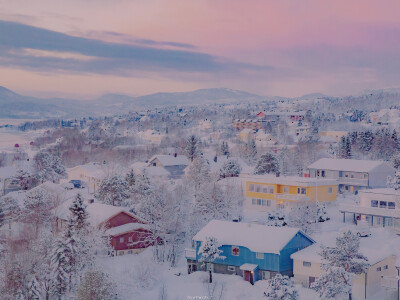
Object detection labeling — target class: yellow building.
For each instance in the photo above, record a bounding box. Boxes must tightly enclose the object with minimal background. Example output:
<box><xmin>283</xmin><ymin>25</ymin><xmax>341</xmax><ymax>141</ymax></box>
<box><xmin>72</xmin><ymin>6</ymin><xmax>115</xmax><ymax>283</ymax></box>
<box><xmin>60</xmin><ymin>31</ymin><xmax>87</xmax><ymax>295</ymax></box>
<box><xmin>243</xmin><ymin>175</ymin><xmax>338</xmax><ymax>212</ymax></box>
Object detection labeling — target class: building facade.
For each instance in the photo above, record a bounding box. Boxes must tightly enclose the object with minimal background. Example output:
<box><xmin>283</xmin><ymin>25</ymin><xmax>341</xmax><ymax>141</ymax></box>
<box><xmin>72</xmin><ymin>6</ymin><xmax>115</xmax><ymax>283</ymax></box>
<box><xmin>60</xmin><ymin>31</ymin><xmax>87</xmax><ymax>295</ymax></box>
<box><xmin>186</xmin><ymin>220</ymin><xmax>314</xmax><ymax>284</ymax></box>
<box><xmin>242</xmin><ymin>175</ymin><xmax>338</xmax><ymax>212</ymax></box>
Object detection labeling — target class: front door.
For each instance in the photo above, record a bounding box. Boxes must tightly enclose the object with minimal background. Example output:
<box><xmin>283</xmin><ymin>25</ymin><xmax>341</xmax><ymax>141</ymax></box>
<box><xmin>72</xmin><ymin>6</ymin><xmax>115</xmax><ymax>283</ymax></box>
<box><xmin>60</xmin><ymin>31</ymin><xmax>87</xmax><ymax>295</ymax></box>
<box><xmin>244</xmin><ymin>271</ymin><xmax>254</xmax><ymax>285</ymax></box>
<box><xmin>309</xmin><ymin>276</ymin><xmax>315</xmax><ymax>287</ymax></box>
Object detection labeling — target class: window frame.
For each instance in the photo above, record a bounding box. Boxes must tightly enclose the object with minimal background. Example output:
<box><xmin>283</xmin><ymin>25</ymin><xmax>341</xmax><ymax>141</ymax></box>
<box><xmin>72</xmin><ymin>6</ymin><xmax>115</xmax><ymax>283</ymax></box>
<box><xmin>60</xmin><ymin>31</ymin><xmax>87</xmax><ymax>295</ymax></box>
<box><xmin>256</xmin><ymin>252</ymin><xmax>264</xmax><ymax>259</ymax></box>
<box><xmin>227</xmin><ymin>266</ymin><xmax>236</xmax><ymax>272</ymax></box>
<box><xmin>380</xmin><ymin>201</ymin><xmax>387</xmax><ymax>209</ymax></box>
<box><xmin>119</xmin><ymin>237</ymin><xmax>124</xmax><ymax>243</ymax></box>
<box><xmin>303</xmin><ymin>261</ymin><xmax>312</xmax><ymax>267</ymax></box>
<box><xmin>388</xmin><ymin>202</ymin><xmax>395</xmax><ymax>210</ymax></box>
<box><xmin>371</xmin><ymin>200</ymin><xmax>378</xmax><ymax>208</ymax></box>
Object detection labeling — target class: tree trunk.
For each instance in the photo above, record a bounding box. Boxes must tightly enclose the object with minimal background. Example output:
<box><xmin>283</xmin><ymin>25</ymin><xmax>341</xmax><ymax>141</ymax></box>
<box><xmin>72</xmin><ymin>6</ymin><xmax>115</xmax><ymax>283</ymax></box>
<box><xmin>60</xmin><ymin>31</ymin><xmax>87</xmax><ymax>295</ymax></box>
<box><xmin>209</xmin><ymin>270</ymin><xmax>212</xmax><ymax>283</ymax></box>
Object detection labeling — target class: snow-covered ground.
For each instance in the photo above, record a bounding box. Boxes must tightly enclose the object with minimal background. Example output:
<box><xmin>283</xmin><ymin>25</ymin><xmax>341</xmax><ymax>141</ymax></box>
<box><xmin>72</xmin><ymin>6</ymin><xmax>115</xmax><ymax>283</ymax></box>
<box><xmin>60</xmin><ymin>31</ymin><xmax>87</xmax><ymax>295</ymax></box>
<box><xmin>99</xmin><ymin>248</ymin><xmax>321</xmax><ymax>300</ymax></box>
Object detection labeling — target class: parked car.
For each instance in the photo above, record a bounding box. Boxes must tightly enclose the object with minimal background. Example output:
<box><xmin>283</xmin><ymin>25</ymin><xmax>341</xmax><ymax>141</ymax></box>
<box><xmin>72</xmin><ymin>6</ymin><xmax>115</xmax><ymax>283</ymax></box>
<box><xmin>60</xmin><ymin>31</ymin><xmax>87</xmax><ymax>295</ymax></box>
<box><xmin>356</xmin><ymin>221</ymin><xmax>371</xmax><ymax>237</ymax></box>
<box><xmin>69</xmin><ymin>180</ymin><xmax>86</xmax><ymax>189</ymax></box>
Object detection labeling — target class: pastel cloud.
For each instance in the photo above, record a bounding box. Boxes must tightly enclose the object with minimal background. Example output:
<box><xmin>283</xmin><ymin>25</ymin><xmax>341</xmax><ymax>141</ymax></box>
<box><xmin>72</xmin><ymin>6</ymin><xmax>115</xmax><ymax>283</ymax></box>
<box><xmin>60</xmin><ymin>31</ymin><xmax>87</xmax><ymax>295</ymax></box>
<box><xmin>0</xmin><ymin>0</ymin><xmax>400</xmax><ymax>97</ymax></box>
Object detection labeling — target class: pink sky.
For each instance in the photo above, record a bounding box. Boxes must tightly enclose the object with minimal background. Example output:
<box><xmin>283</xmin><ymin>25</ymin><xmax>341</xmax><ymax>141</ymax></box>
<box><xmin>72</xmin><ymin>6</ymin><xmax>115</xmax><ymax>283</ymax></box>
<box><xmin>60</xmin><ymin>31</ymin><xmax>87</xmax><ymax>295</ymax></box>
<box><xmin>0</xmin><ymin>0</ymin><xmax>399</xmax><ymax>98</ymax></box>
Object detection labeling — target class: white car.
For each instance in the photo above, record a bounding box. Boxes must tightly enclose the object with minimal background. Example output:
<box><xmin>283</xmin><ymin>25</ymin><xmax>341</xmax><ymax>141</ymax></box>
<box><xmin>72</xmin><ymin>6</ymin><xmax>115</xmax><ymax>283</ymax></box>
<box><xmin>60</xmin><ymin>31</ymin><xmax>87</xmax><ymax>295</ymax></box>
<box><xmin>356</xmin><ymin>226</ymin><xmax>371</xmax><ymax>237</ymax></box>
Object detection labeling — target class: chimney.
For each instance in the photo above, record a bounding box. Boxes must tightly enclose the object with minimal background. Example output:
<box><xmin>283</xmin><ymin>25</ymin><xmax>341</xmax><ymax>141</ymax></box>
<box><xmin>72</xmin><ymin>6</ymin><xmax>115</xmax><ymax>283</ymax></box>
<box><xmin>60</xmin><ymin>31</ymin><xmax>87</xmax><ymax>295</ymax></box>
<box><xmin>174</xmin><ymin>153</ymin><xmax>177</xmax><ymax>157</ymax></box>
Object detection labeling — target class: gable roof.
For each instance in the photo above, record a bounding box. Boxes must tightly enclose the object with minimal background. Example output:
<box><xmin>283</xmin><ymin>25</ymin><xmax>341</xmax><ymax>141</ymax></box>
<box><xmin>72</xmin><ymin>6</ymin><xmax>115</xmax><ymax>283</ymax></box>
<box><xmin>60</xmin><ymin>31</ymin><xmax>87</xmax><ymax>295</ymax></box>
<box><xmin>193</xmin><ymin>220</ymin><xmax>312</xmax><ymax>254</ymax></box>
<box><xmin>149</xmin><ymin>155</ymin><xmax>189</xmax><ymax>167</ymax></box>
<box><xmin>308</xmin><ymin>158</ymin><xmax>389</xmax><ymax>173</ymax></box>
<box><xmin>54</xmin><ymin>200</ymin><xmax>144</xmax><ymax>227</ymax></box>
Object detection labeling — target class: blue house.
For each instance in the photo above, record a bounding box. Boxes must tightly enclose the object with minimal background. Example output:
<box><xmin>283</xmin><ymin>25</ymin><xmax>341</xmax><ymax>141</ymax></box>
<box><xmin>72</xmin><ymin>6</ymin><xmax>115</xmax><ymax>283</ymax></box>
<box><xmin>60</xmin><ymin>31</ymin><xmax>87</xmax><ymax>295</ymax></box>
<box><xmin>185</xmin><ymin>220</ymin><xmax>314</xmax><ymax>284</ymax></box>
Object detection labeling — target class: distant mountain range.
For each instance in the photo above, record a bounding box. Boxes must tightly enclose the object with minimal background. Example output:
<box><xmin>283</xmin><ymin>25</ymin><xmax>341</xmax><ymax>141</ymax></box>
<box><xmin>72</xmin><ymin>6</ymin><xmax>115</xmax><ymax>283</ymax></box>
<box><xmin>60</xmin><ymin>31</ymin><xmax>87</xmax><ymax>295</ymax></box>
<box><xmin>0</xmin><ymin>86</ymin><xmax>265</xmax><ymax>119</ymax></box>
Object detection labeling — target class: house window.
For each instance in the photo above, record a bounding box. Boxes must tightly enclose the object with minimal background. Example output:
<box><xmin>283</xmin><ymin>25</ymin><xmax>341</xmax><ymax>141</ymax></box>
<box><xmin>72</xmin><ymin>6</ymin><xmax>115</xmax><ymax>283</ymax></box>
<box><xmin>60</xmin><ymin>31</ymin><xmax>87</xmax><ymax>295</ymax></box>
<box><xmin>119</xmin><ymin>237</ymin><xmax>124</xmax><ymax>243</ymax></box>
<box><xmin>377</xmin><ymin>267</ymin><xmax>381</xmax><ymax>272</ymax></box>
<box><xmin>262</xmin><ymin>271</ymin><xmax>271</xmax><ymax>280</ymax></box>
<box><xmin>232</xmin><ymin>246</ymin><xmax>240</xmax><ymax>256</ymax></box>
<box><xmin>384</xmin><ymin>265</ymin><xmax>388</xmax><ymax>270</ymax></box>
<box><xmin>380</xmin><ymin>201</ymin><xmax>387</xmax><ymax>209</ymax></box>
<box><xmin>321</xmin><ymin>170</ymin><xmax>325</xmax><ymax>177</ymax></box>
<box><xmin>371</xmin><ymin>200</ymin><xmax>378</xmax><ymax>208</ymax></box>
<box><xmin>249</xmin><ymin>184</ymin><xmax>255</xmax><ymax>192</ymax></box>
<box><xmin>283</xmin><ymin>186</ymin><xmax>289</xmax><ymax>193</ymax></box>
<box><xmin>252</xmin><ymin>198</ymin><xmax>257</xmax><ymax>205</ymax></box>
<box><xmin>267</xmin><ymin>200</ymin><xmax>271</xmax><ymax>207</ymax></box>
<box><xmin>303</xmin><ymin>261</ymin><xmax>312</xmax><ymax>267</ymax></box>
<box><xmin>152</xmin><ymin>162</ymin><xmax>156</xmax><ymax>166</ymax></box>
<box><xmin>388</xmin><ymin>202</ymin><xmax>395</xmax><ymax>209</ymax></box>
<box><xmin>385</xmin><ymin>217</ymin><xmax>393</xmax><ymax>227</ymax></box>
<box><xmin>256</xmin><ymin>185</ymin><xmax>261</xmax><ymax>193</ymax></box>
<box><xmin>128</xmin><ymin>250</ymin><xmax>133</xmax><ymax>254</ymax></box>
<box><xmin>119</xmin><ymin>251</ymin><xmax>124</xmax><ymax>256</ymax></box>
<box><xmin>128</xmin><ymin>236</ymin><xmax>133</xmax><ymax>243</ymax></box>
<box><xmin>262</xmin><ymin>187</ymin><xmax>268</xmax><ymax>193</ymax></box>
<box><xmin>297</xmin><ymin>187</ymin><xmax>306</xmax><ymax>195</ymax></box>
<box><xmin>227</xmin><ymin>266</ymin><xmax>236</xmax><ymax>272</ymax></box>
<box><xmin>257</xmin><ymin>199</ymin><xmax>262</xmax><ymax>205</ymax></box>
<box><xmin>328</xmin><ymin>187</ymin><xmax>333</xmax><ymax>194</ymax></box>
<box><xmin>256</xmin><ymin>252</ymin><xmax>264</xmax><ymax>259</ymax></box>
<box><xmin>262</xmin><ymin>200</ymin><xmax>267</xmax><ymax>206</ymax></box>
<box><xmin>268</xmin><ymin>186</ymin><xmax>274</xmax><ymax>194</ymax></box>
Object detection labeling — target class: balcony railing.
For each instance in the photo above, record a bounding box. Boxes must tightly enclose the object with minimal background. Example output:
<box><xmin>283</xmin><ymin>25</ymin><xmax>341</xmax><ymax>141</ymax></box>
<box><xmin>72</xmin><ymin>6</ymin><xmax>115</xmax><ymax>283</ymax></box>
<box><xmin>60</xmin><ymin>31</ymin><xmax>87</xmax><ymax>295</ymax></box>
<box><xmin>337</xmin><ymin>177</ymin><xmax>368</xmax><ymax>186</ymax></box>
<box><xmin>274</xmin><ymin>193</ymin><xmax>310</xmax><ymax>202</ymax></box>
<box><xmin>185</xmin><ymin>248</ymin><xmax>196</xmax><ymax>259</ymax></box>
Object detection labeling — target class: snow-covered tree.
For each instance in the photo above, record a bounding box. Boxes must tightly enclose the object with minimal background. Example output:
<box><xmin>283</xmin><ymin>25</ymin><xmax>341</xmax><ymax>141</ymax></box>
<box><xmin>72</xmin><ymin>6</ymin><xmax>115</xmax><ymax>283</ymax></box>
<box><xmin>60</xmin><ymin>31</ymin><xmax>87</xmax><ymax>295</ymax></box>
<box><xmin>22</xmin><ymin>187</ymin><xmax>52</xmax><ymax>236</ymax></box>
<box><xmin>254</xmin><ymin>153</ymin><xmax>279</xmax><ymax>175</ymax></box>
<box><xmin>96</xmin><ymin>175</ymin><xmax>129</xmax><ymax>206</ymax></box>
<box><xmin>311</xmin><ymin>230</ymin><xmax>369</xmax><ymax>300</ymax></box>
<box><xmin>219</xmin><ymin>159</ymin><xmax>241</xmax><ymax>178</ymax></box>
<box><xmin>125</xmin><ymin>169</ymin><xmax>136</xmax><ymax>191</ymax></box>
<box><xmin>265</xmin><ymin>210</ymin><xmax>287</xmax><ymax>227</ymax></box>
<box><xmin>198</xmin><ymin>237</ymin><xmax>225</xmax><ymax>283</ymax></box>
<box><xmin>14</xmin><ymin>168</ymin><xmax>33</xmax><ymax>190</ymax></box>
<box><xmin>185</xmin><ymin>135</ymin><xmax>200</xmax><ymax>161</ymax></box>
<box><xmin>392</xmin><ymin>153</ymin><xmax>400</xmax><ymax>170</ymax></box>
<box><xmin>263</xmin><ymin>274</ymin><xmax>298</xmax><ymax>300</ymax></box>
<box><xmin>76</xmin><ymin>270</ymin><xmax>119</xmax><ymax>300</ymax></box>
<box><xmin>286</xmin><ymin>203</ymin><xmax>318</xmax><ymax>234</ymax></box>
<box><xmin>338</xmin><ymin>136</ymin><xmax>351</xmax><ymax>159</ymax></box>
<box><xmin>388</xmin><ymin>171</ymin><xmax>400</xmax><ymax>190</ymax></box>
<box><xmin>220</xmin><ymin>141</ymin><xmax>230</xmax><ymax>156</ymax></box>
<box><xmin>34</xmin><ymin>151</ymin><xmax>66</xmax><ymax>183</ymax></box>
<box><xmin>51</xmin><ymin>237</ymin><xmax>70</xmax><ymax>299</ymax></box>
<box><xmin>247</xmin><ymin>139</ymin><xmax>257</xmax><ymax>165</ymax></box>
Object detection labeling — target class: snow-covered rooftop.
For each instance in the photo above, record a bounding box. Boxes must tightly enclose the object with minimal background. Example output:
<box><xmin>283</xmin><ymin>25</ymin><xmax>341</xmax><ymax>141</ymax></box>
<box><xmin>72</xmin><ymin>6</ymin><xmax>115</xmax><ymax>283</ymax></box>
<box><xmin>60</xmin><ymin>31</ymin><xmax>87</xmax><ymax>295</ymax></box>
<box><xmin>241</xmin><ymin>174</ymin><xmax>337</xmax><ymax>187</ymax></box>
<box><xmin>193</xmin><ymin>220</ymin><xmax>308</xmax><ymax>254</ymax></box>
<box><xmin>54</xmin><ymin>200</ymin><xmax>142</xmax><ymax>227</ymax></box>
<box><xmin>149</xmin><ymin>155</ymin><xmax>189</xmax><ymax>167</ymax></box>
<box><xmin>68</xmin><ymin>162</ymin><xmax>107</xmax><ymax>178</ymax></box>
<box><xmin>106</xmin><ymin>222</ymin><xmax>149</xmax><ymax>236</ymax></box>
<box><xmin>308</xmin><ymin>158</ymin><xmax>390</xmax><ymax>173</ymax></box>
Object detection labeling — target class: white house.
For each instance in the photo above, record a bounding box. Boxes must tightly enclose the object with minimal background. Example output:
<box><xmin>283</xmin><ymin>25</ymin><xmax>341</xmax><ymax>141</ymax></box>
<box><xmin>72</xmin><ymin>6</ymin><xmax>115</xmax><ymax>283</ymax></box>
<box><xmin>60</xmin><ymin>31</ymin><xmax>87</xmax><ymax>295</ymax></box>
<box><xmin>148</xmin><ymin>154</ymin><xmax>189</xmax><ymax>179</ymax></box>
<box><xmin>308</xmin><ymin>158</ymin><xmax>395</xmax><ymax>193</ymax></box>
<box><xmin>291</xmin><ymin>231</ymin><xmax>400</xmax><ymax>300</ymax></box>
<box><xmin>67</xmin><ymin>162</ymin><xmax>108</xmax><ymax>194</ymax></box>
<box><xmin>339</xmin><ymin>188</ymin><xmax>400</xmax><ymax>232</ymax></box>
<box><xmin>130</xmin><ymin>162</ymin><xmax>170</xmax><ymax>181</ymax></box>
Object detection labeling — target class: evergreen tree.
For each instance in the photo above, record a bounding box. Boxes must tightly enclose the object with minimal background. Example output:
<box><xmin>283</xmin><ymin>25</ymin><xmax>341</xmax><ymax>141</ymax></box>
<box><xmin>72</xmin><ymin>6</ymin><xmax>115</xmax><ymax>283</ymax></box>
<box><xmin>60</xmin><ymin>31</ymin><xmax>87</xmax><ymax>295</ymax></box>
<box><xmin>125</xmin><ymin>169</ymin><xmax>136</xmax><ymax>191</ymax></box>
<box><xmin>247</xmin><ymin>139</ymin><xmax>257</xmax><ymax>165</ymax></box>
<box><xmin>219</xmin><ymin>159</ymin><xmax>241</xmax><ymax>178</ymax></box>
<box><xmin>51</xmin><ymin>237</ymin><xmax>69</xmax><ymax>299</ymax></box>
<box><xmin>96</xmin><ymin>175</ymin><xmax>129</xmax><ymax>206</ymax></box>
<box><xmin>311</xmin><ymin>230</ymin><xmax>369</xmax><ymax>300</ymax></box>
<box><xmin>220</xmin><ymin>141</ymin><xmax>230</xmax><ymax>156</ymax></box>
<box><xmin>254</xmin><ymin>153</ymin><xmax>279</xmax><ymax>175</ymax></box>
<box><xmin>185</xmin><ymin>135</ymin><xmax>200</xmax><ymax>161</ymax></box>
<box><xmin>264</xmin><ymin>274</ymin><xmax>298</xmax><ymax>300</ymax></box>
<box><xmin>198</xmin><ymin>237</ymin><xmax>225</xmax><ymax>283</ymax></box>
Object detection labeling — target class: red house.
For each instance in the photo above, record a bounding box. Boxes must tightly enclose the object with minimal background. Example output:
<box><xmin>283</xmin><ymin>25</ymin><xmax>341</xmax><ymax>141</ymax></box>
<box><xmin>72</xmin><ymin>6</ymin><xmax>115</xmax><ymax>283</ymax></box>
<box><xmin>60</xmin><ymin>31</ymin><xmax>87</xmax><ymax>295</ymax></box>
<box><xmin>55</xmin><ymin>201</ymin><xmax>155</xmax><ymax>256</ymax></box>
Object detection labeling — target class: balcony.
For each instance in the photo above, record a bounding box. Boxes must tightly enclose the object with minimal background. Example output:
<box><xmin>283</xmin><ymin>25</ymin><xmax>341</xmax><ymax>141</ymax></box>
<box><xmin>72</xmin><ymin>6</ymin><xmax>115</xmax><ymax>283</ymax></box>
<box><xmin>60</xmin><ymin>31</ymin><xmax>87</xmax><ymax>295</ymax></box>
<box><xmin>337</xmin><ymin>177</ymin><xmax>368</xmax><ymax>186</ymax></box>
<box><xmin>274</xmin><ymin>193</ymin><xmax>310</xmax><ymax>202</ymax></box>
<box><xmin>338</xmin><ymin>203</ymin><xmax>400</xmax><ymax>218</ymax></box>
<box><xmin>185</xmin><ymin>248</ymin><xmax>196</xmax><ymax>259</ymax></box>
